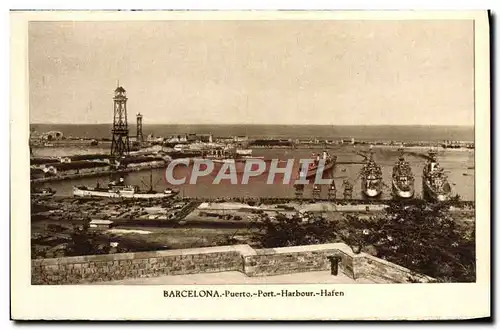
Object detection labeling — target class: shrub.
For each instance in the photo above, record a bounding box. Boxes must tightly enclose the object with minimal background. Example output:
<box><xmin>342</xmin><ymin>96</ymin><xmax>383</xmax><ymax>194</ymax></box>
<box><xmin>337</xmin><ymin>198</ymin><xmax>475</xmax><ymax>282</ymax></box>
<box><xmin>252</xmin><ymin>197</ymin><xmax>475</xmax><ymax>282</ymax></box>
<box><xmin>252</xmin><ymin>213</ymin><xmax>338</xmax><ymax>248</ymax></box>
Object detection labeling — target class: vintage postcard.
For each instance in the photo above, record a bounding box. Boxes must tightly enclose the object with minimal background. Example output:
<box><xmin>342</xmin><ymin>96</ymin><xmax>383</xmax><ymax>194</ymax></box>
<box><xmin>11</xmin><ymin>10</ymin><xmax>490</xmax><ymax>320</ymax></box>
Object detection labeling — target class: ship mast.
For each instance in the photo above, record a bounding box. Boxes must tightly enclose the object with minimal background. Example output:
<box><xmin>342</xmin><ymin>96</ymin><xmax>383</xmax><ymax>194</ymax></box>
<box><xmin>150</xmin><ymin>169</ymin><xmax>153</xmax><ymax>192</ymax></box>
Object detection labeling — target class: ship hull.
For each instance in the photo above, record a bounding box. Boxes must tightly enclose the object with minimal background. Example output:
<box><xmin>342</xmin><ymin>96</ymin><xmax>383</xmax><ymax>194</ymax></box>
<box><xmin>209</xmin><ymin>158</ymin><xmax>272</xmax><ymax>175</ymax></box>
<box><xmin>73</xmin><ymin>187</ymin><xmax>176</xmax><ymax>199</ymax></box>
<box><xmin>304</xmin><ymin>160</ymin><xmax>336</xmax><ymax>179</ymax></box>
<box><xmin>422</xmin><ymin>179</ymin><xmax>451</xmax><ymax>202</ymax></box>
<box><xmin>32</xmin><ymin>191</ymin><xmax>56</xmax><ymax>197</ymax></box>
<box><xmin>31</xmin><ymin>187</ymin><xmax>56</xmax><ymax>197</ymax></box>
<box><xmin>391</xmin><ymin>179</ymin><xmax>415</xmax><ymax>199</ymax></box>
<box><xmin>362</xmin><ymin>188</ymin><xmax>382</xmax><ymax>198</ymax></box>
<box><xmin>361</xmin><ymin>179</ymin><xmax>383</xmax><ymax>198</ymax></box>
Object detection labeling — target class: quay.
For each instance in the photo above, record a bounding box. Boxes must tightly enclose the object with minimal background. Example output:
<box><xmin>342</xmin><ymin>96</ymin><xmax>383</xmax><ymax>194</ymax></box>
<box><xmin>31</xmin><ymin>161</ymin><xmax>165</xmax><ymax>183</ymax></box>
<box><xmin>174</xmin><ymin>196</ymin><xmax>475</xmax><ymax>208</ymax></box>
<box><xmin>32</xmin><ymin>195</ymin><xmax>475</xmax><ymax>229</ymax></box>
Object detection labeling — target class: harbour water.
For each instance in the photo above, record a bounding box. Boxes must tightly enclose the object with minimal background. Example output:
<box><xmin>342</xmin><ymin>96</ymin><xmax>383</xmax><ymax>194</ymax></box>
<box><xmin>36</xmin><ymin>146</ymin><xmax>475</xmax><ymax>201</ymax></box>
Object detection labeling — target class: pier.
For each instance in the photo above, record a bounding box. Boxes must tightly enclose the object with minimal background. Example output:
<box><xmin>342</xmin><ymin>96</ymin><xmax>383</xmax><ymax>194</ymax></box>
<box><xmin>31</xmin><ymin>161</ymin><xmax>165</xmax><ymax>183</ymax></box>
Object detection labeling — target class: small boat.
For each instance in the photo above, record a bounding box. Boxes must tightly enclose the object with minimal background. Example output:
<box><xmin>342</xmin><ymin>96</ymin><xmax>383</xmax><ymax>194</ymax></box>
<box><xmin>342</xmin><ymin>180</ymin><xmax>353</xmax><ymax>199</ymax></box>
<box><xmin>328</xmin><ymin>182</ymin><xmax>337</xmax><ymax>198</ymax></box>
<box><xmin>235</xmin><ymin>149</ymin><xmax>253</xmax><ymax>156</ymax></box>
<box><xmin>422</xmin><ymin>150</ymin><xmax>452</xmax><ymax>202</ymax></box>
<box><xmin>31</xmin><ymin>187</ymin><xmax>56</xmax><ymax>197</ymax></box>
<box><xmin>391</xmin><ymin>151</ymin><xmax>415</xmax><ymax>199</ymax></box>
<box><xmin>294</xmin><ymin>182</ymin><xmax>305</xmax><ymax>189</ymax></box>
<box><xmin>360</xmin><ymin>151</ymin><xmax>383</xmax><ymax>198</ymax></box>
<box><xmin>312</xmin><ymin>184</ymin><xmax>322</xmax><ymax>198</ymax></box>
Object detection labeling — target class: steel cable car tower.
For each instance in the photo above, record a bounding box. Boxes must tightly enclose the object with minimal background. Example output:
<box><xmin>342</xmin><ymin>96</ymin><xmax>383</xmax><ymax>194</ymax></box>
<box><xmin>110</xmin><ymin>85</ymin><xmax>130</xmax><ymax>157</ymax></box>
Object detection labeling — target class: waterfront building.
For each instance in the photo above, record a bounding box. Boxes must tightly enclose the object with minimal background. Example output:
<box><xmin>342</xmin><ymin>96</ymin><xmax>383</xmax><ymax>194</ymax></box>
<box><xmin>89</xmin><ymin>220</ymin><xmax>114</xmax><ymax>230</ymax></box>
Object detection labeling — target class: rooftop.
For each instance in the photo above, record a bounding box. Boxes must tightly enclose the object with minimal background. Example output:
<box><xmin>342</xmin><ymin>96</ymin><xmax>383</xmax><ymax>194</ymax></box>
<box><xmin>90</xmin><ymin>219</ymin><xmax>114</xmax><ymax>225</ymax></box>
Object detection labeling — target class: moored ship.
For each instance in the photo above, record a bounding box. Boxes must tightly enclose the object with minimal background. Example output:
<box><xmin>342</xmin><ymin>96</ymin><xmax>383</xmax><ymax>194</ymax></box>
<box><xmin>73</xmin><ymin>185</ymin><xmax>177</xmax><ymax>199</ymax></box>
<box><xmin>360</xmin><ymin>151</ymin><xmax>383</xmax><ymax>198</ymax></box>
<box><xmin>31</xmin><ymin>187</ymin><xmax>56</xmax><ymax>197</ymax></box>
<box><xmin>422</xmin><ymin>150</ymin><xmax>452</xmax><ymax>202</ymax></box>
<box><xmin>300</xmin><ymin>151</ymin><xmax>336</xmax><ymax>179</ymax></box>
<box><xmin>201</xmin><ymin>147</ymin><xmax>270</xmax><ymax>174</ymax></box>
<box><xmin>73</xmin><ymin>174</ymin><xmax>178</xmax><ymax>199</ymax></box>
<box><xmin>391</xmin><ymin>151</ymin><xmax>415</xmax><ymax>199</ymax></box>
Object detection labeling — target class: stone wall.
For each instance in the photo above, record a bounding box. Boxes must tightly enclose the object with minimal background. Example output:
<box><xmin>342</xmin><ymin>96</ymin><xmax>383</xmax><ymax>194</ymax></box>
<box><xmin>32</xmin><ymin>245</ymin><xmax>251</xmax><ymax>285</ymax></box>
<box><xmin>353</xmin><ymin>254</ymin><xmax>432</xmax><ymax>283</ymax></box>
<box><xmin>242</xmin><ymin>243</ymin><xmax>354</xmax><ymax>277</ymax></box>
<box><xmin>32</xmin><ymin>243</ymin><xmax>432</xmax><ymax>285</ymax></box>
<box><xmin>241</xmin><ymin>243</ymin><xmax>431</xmax><ymax>282</ymax></box>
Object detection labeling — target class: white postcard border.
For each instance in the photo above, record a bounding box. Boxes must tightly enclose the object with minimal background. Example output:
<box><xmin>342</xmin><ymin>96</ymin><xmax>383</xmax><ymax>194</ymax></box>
<box><xmin>10</xmin><ymin>10</ymin><xmax>490</xmax><ymax>320</ymax></box>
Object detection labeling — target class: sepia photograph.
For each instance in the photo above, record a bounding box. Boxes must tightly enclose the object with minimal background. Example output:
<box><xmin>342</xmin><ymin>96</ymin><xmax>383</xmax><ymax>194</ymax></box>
<box><xmin>11</xmin><ymin>10</ymin><xmax>490</xmax><ymax>320</ymax></box>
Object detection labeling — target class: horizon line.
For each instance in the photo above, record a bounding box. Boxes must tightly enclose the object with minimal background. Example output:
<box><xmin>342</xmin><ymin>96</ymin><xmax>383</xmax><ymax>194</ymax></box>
<box><xmin>29</xmin><ymin>123</ymin><xmax>475</xmax><ymax>127</ymax></box>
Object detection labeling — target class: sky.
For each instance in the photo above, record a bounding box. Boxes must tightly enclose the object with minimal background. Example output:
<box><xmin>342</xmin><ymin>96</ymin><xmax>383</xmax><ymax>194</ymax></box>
<box><xmin>29</xmin><ymin>20</ymin><xmax>474</xmax><ymax>125</ymax></box>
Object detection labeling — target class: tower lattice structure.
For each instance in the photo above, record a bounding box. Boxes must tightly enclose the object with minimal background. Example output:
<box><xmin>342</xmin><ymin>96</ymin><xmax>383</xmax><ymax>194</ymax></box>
<box><xmin>136</xmin><ymin>113</ymin><xmax>143</xmax><ymax>144</ymax></box>
<box><xmin>110</xmin><ymin>86</ymin><xmax>130</xmax><ymax>157</ymax></box>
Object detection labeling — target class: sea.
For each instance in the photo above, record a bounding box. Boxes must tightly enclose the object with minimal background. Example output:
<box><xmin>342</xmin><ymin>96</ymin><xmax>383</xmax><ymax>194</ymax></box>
<box><xmin>32</xmin><ymin>124</ymin><xmax>475</xmax><ymax>202</ymax></box>
<box><xmin>30</xmin><ymin>124</ymin><xmax>474</xmax><ymax>142</ymax></box>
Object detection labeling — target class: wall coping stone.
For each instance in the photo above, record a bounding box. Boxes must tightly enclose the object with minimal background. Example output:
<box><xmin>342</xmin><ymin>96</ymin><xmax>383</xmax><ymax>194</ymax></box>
<box><xmin>32</xmin><ymin>244</ymin><xmax>255</xmax><ymax>266</ymax></box>
<box><xmin>252</xmin><ymin>243</ymin><xmax>354</xmax><ymax>256</ymax></box>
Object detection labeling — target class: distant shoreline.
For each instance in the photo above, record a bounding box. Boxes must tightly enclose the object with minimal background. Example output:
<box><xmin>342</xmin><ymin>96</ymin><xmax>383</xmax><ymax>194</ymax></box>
<box><xmin>30</xmin><ymin>123</ymin><xmax>474</xmax><ymax>144</ymax></box>
<box><xmin>30</xmin><ymin>123</ymin><xmax>475</xmax><ymax>128</ymax></box>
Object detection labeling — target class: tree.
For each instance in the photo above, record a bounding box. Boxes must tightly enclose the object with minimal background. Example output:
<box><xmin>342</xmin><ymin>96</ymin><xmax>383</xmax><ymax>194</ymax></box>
<box><xmin>337</xmin><ymin>198</ymin><xmax>475</xmax><ymax>282</ymax></box>
<box><xmin>252</xmin><ymin>213</ymin><xmax>338</xmax><ymax>248</ymax></box>
<box><xmin>66</xmin><ymin>220</ymin><xmax>111</xmax><ymax>256</ymax></box>
<box><xmin>251</xmin><ymin>197</ymin><xmax>475</xmax><ymax>282</ymax></box>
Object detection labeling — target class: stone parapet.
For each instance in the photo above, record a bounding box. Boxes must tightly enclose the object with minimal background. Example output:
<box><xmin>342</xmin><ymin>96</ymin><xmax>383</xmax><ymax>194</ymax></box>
<box><xmin>32</xmin><ymin>243</ymin><xmax>432</xmax><ymax>285</ymax></box>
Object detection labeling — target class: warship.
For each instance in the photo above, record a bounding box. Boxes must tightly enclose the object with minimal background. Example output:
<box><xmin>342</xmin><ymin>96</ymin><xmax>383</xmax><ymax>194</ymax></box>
<box><xmin>360</xmin><ymin>151</ymin><xmax>383</xmax><ymax>198</ymax></box>
<box><xmin>422</xmin><ymin>150</ymin><xmax>452</xmax><ymax>202</ymax></box>
<box><xmin>391</xmin><ymin>150</ymin><xmax>415</xmax><ymax>199</ymax></box>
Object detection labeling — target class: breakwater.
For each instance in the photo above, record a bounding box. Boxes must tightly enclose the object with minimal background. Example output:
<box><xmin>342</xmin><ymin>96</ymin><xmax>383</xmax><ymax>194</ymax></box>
<box><xmin>31</xmin><ymin>162</ymin><xmax>166</xmax><ymax>184</ymax></box>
